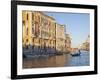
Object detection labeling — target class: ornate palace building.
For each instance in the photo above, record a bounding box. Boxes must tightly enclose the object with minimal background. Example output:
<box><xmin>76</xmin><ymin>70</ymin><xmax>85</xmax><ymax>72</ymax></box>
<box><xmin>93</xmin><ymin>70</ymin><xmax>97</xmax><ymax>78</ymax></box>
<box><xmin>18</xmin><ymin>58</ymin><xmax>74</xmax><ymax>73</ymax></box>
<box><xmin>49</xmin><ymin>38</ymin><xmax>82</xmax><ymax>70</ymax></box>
<box><xmin>56</xmin><ymin>23</ymin><xmax>66</xmax><ymax>54</ymax></box>
<box><xmin>22</xmin><ymin>11</ymin><xmax>71</xmax><ymax>56</ymax></box>
<box><xmin>22</xmin><ymin>11</ymin><xmax>56</xmax><ymax>55</ymax></box>
<box><xmin>65</xmin><ymin>34</ymin><xmax>72</xmax><ymax>53</ymax></box>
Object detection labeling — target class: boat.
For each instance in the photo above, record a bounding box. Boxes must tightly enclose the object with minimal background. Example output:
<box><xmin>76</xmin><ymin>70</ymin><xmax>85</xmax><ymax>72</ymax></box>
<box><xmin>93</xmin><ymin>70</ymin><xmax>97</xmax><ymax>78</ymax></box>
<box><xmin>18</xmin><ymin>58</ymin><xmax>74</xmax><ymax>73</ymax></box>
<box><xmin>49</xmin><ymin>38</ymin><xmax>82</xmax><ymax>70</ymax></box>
<box><xmin>71</xmin><ymin>50</ymin><xmax>81</xmax><ymax>56</ymax></box>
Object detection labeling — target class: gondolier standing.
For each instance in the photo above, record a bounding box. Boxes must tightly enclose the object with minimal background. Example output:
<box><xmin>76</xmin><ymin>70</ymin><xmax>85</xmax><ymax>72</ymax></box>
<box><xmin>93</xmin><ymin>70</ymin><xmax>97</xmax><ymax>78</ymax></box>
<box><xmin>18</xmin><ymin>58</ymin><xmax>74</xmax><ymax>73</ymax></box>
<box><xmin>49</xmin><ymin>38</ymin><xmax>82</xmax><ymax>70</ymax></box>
<box><xmin>78</xmin><ymin>50</ymin><xmax>81</xmax><ymax>55</ymax></box>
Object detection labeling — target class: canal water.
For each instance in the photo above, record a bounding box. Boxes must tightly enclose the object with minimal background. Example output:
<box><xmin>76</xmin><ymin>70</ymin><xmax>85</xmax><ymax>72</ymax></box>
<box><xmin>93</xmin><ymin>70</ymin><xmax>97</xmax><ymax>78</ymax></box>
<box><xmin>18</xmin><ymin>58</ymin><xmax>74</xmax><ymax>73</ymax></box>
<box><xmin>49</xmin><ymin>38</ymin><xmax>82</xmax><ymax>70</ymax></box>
<box><xmin>23</xmin><ymin>50</ymin><xmax>89</xmax><ymax>68</ymax></box>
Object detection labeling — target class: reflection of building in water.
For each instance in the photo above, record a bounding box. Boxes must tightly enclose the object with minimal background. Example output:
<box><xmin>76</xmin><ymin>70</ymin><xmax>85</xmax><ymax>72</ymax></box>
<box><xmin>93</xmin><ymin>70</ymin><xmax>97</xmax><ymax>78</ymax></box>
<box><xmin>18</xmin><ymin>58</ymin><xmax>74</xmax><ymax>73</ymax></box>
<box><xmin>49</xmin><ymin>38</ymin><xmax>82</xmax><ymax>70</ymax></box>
<box><xmin>22</xmin><ymin>11</ymin><xmax>72</xmax><ymax>56</ymax></box>
<box><xmin>23</xmin><ymin>54</ymin><xmax>70</xmax><ymax>68</ymax></box>
<box><xmin>82</xmin><ymin>35</ymin><xmax>90</xmax><ymax>51</ymax></box>
<box><xmin>56</xmin><ymin>23</ymin><xmax>66</xmax><ymax>53</ymax></box>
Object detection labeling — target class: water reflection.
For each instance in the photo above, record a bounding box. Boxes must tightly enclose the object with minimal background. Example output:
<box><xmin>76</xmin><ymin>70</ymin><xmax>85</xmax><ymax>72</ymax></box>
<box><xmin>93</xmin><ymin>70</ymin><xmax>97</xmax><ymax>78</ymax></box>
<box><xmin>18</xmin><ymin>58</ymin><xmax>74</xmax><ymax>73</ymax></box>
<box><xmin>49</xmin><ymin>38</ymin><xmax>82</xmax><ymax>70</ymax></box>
<box><xmin>23</xmin><ymin>50</ymin><xmax>89</xmax><ymax>68</ymax></box>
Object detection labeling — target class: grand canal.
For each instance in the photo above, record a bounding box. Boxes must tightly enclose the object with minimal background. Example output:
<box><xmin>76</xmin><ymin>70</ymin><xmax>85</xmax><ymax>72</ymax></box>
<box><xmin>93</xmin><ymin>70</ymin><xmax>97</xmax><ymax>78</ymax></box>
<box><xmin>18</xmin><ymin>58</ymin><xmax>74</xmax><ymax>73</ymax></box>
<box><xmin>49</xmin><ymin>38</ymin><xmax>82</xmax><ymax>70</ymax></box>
<box><xmin>23</xmin><ymin>50</ymin><xmax>89</xmax><ymax>68</ymax></box>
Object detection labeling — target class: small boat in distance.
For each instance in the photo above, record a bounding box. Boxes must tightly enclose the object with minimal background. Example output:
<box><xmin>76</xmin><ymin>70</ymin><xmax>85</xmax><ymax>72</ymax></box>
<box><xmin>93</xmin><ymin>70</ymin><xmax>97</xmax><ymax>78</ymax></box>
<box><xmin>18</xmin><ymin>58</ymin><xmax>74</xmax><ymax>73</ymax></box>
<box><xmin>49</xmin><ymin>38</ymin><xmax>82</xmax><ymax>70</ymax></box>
<box><xmin>71</xmin><ymin>50</ymin><xmax>81</xmax><ymax>56</ymax></box>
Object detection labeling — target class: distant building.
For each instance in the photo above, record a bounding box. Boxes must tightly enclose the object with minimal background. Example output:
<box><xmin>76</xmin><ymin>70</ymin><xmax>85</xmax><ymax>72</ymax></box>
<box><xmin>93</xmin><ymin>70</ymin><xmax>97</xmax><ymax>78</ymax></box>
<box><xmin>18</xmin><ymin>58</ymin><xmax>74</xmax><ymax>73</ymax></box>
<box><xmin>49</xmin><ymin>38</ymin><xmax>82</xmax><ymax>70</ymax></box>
<box><xmin>82</xmin><ymin>35</ymin><xmax>90</xmax><ymax>51</ymax></box>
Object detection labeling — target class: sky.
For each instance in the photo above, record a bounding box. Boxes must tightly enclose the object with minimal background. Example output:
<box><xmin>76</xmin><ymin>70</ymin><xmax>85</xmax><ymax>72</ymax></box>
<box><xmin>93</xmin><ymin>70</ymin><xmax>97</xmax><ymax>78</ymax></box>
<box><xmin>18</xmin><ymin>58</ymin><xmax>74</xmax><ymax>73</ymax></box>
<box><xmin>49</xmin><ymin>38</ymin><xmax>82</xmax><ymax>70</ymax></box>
<box><xmin>44</xmin><ymin>12</ymin><xmax>90</xmax><ymax>48</ymax></box>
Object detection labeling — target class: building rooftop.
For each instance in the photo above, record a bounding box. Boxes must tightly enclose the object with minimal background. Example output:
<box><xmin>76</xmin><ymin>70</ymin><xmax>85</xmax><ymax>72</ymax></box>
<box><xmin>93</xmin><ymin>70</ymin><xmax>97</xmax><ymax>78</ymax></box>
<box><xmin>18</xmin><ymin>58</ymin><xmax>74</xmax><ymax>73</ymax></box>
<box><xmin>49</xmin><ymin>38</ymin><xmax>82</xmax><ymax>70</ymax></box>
<box><xmin>38</xmin><ymin>11</ymin><xmax>55</xmax><ymax>20</ymax></box>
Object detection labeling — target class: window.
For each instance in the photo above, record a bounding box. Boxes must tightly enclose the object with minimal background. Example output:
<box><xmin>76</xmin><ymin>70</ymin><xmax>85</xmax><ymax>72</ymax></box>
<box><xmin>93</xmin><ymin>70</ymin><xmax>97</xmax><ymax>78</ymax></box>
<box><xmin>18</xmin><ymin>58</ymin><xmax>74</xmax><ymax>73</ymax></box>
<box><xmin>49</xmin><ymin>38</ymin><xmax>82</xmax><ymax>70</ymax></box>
<box><xmin>26</xmin><ymin>39</ymin><xmax>28</xmax><ymax>43</ymax></box>
<box><xmin>38</xmin><ymin>16</ymin><xmax>40</xmax><ymax>23</ymax></box>
<box><xmin>22</xmin><ymin>20</ymin><xmax>25</xmax><ymax>26</ymax></box>
<box><xmin>27</xmin><ymin>13</ymin><xmax>28</xmax><ymax>20</ymax></box>
<box><xmin>32</xmin><ymin>38</ymin><xmax>34</xmax><ymax>49</ymax></box>
<box><xmin>26</xmin><ymin>28</ymin><xmax>28</xmax><ymax>35</ymax></box>
<box><xmin>32</xmin><ymin>13</ymin><xmax>34</xmax><ymax>26</ymax></box>
<box><xmin>32</xmin><ymin>13</ymin><xmax>34</xmax><ymax>20</ymax></box>
<box><xmin>32</xmin><ymin>27</ymin><xmax>34</xmax><ymax>34</ymax></box>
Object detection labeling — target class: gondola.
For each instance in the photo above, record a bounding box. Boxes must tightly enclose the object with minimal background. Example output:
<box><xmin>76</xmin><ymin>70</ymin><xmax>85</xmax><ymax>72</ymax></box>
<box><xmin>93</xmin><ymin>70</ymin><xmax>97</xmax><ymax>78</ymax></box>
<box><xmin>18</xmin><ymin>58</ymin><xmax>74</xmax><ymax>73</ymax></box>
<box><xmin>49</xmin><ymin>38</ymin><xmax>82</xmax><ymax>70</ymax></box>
<box><xmin>71</xmin><ymin>50</ymin><xmax>81</xmax><ymax>56</ymax></box>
